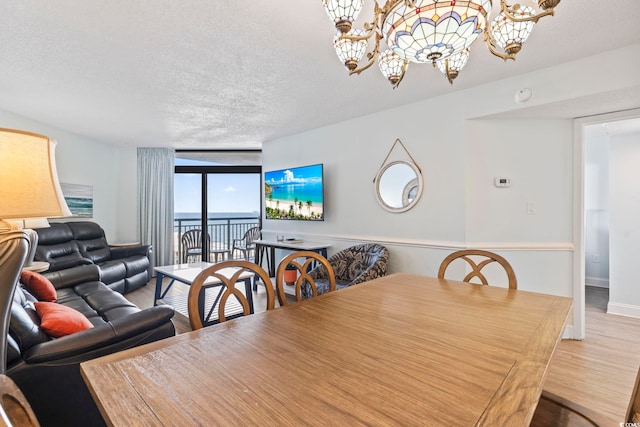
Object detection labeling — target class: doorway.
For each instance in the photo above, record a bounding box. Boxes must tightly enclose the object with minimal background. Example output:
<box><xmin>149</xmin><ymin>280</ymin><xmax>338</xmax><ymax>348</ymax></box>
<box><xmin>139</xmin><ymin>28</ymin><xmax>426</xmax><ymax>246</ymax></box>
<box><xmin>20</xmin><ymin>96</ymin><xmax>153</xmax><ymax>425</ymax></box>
<box><xmin>575</xmin><ymin>109</ymin><xmax>640</xmax><ymax>338</ymax></box>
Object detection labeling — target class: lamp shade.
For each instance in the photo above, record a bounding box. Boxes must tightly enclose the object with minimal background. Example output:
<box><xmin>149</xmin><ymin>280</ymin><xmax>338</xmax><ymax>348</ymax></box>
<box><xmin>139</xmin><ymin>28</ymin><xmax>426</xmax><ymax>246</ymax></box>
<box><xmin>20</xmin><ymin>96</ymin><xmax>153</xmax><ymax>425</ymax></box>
<box><xmin>333</xmin><ymin>29</ymin><xmax>368</xmax><ymax>71</ymax></box>
<box><xmin>436</xmin><ymin>48</ymin><xmax>470</xmax><ymax>83</ymax></box>
<box><xmin>0</xmin><ymin>128</ymin><xmax>71</xmax><ymax>221</ymax></box>
<box><xmin>490</xmin><ymin>5</ymin><xmax>535</xmax><ymax>55</ymax></box>
<box><xmin>377</xmin><ymin>49</ymin><xmax>406</xmax><ymax>86</ymax></box>
<box><xmin>382</xmin><ymin>0</ymin><xmax>492</xmax><ymax>63</ymax></box>
<box><xmin>323</xmin><ymin>0</ymin><xmax>365</xmax><ymax>33</ymax></box>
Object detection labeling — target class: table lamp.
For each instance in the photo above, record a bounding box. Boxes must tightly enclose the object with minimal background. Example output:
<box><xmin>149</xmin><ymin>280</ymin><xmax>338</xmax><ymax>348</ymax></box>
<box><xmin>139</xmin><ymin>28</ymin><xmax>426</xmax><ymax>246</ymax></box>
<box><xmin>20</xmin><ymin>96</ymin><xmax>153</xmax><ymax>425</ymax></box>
<box><xmin>0</xmin><ymin>128</ymin><xmax>72</xmax><ymax>262</ymax></box>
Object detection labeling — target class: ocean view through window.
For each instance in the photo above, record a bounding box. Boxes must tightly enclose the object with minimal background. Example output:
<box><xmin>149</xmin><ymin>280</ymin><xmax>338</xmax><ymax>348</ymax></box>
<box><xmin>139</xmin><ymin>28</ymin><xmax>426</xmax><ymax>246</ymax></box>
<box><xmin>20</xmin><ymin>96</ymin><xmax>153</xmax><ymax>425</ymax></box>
<box><xmin>174</xmin><ymin>154</ymin><xmax>261</xmax><ymax>263</ymax></box>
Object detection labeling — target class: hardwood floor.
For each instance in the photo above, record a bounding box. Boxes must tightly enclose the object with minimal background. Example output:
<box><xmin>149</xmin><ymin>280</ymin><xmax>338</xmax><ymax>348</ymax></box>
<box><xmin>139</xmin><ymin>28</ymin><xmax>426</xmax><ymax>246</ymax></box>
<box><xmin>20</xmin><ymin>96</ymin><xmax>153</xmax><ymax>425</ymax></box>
<box><xmin>544</xmin><ymin>286</ymin><xmax>640</xmax><ymax>421</ymax></box>
<box><xmin>126</xmin><ymin>281</ymin><xmax>640</xmax><ymax>422</ymax></box>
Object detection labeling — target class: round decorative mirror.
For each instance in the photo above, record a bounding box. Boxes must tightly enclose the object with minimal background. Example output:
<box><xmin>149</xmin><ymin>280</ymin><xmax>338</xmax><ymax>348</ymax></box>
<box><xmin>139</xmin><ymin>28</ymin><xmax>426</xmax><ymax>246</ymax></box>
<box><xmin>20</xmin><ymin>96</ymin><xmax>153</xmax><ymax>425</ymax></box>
<box><xmin>375</xmin><ymin>160</ymin><xmax>423</xmax><ymax>212</ymax></box>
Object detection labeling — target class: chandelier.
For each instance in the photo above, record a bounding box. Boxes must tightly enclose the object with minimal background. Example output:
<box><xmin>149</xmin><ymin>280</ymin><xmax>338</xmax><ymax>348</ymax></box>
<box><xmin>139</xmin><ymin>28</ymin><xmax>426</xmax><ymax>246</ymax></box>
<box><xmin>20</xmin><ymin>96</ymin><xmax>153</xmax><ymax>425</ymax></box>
<box><xmin>322</xmin><ymin>0</ymin><xmax>560</xmax><ymax>88</ymax></box>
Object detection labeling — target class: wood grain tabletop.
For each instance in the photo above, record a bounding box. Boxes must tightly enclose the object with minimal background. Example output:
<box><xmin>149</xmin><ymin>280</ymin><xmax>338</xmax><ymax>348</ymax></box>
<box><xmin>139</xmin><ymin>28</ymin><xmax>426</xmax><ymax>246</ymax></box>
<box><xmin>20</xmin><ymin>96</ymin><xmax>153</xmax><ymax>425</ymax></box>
<box><xmin>81</xmin><ymin>273</ymin><xmax>572</xmax><ymax>426</ymax></box>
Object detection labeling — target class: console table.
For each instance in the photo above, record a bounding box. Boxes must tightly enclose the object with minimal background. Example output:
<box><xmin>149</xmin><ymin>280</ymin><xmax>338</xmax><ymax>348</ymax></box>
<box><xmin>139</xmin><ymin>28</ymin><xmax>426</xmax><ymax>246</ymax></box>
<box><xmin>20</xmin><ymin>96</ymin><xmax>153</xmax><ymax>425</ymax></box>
<box><xmin>253</xmin><ymin>239</ymin><xmax>331</xmax><ymax>278</ymax></box>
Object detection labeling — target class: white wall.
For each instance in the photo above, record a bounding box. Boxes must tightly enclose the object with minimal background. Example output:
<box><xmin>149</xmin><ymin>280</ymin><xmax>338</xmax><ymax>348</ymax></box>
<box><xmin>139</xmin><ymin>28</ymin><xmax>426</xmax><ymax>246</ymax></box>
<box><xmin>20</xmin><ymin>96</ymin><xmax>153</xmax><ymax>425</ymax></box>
<box><xmin>608</xmin><ymin>132</ymin><xmax>640</xmax><ymax>317</ymax></box>
<box><xmin>0</xmin><ymin>108</ymin><xmax>138</xmax><ymax>243</ymax></box>
<box><xmin>263</xmin><ymin>106</ymin><xmax>574</xmax><ymax>292</ymax></box>
<box><xmin>464</xmin><ymin>119</ymin><xmax>573</xmax><ymax>296</ymax></box>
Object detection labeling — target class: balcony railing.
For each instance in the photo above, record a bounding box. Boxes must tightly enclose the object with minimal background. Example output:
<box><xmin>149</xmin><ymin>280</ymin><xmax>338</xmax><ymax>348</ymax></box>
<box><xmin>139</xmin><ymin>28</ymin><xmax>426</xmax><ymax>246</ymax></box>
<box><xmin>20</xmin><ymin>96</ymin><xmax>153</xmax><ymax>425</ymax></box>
<box><xmin>174</xmin><ymin>215</ymin><xmax>260</xmax><ymax>263</ymax></box>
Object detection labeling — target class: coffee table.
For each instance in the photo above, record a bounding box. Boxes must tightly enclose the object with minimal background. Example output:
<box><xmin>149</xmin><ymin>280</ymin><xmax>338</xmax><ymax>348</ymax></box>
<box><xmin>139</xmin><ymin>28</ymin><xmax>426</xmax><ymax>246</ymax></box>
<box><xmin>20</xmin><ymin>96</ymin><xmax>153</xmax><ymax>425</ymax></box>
<box><xmin>153</xmin><ymin>262</ymin><xmax>254</xmax><ymax>326</ymax></box>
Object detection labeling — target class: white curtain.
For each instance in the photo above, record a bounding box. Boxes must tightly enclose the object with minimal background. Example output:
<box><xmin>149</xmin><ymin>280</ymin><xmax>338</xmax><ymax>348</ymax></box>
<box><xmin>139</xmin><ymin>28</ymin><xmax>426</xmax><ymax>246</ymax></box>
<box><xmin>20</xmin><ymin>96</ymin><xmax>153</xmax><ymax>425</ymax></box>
<box><xmin>137</xmin><ymin>148</ymin><xmax>174</xmax><ymax>268</ymax></box>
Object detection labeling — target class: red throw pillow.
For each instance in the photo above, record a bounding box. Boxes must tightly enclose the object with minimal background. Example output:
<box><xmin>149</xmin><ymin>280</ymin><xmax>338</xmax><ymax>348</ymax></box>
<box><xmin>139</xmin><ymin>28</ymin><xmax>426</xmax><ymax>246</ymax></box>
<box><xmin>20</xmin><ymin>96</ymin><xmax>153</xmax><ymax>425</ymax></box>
<box><xmin>34</xmin><ymin>302</ymin><xmax>93</xmax><ymax>338</ymax></box>
<box><xmin>20</xmin><ymin>270</ymin><xmax>57</xmax><ymax>302</ymax></box>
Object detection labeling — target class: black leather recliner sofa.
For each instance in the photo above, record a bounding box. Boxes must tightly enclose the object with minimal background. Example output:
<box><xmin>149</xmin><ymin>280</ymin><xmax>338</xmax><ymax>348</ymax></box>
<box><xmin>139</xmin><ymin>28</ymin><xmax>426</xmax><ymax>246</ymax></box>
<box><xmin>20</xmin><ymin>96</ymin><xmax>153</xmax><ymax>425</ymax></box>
<box><xmin>34</xmin><ymin>221</ymin><xmax>152</xmax><ymax>294</ymax></box>
<box><xmin>7</xmin><ymin>264</ymin><xmax>175</xmax><ymax>426</ymax></box>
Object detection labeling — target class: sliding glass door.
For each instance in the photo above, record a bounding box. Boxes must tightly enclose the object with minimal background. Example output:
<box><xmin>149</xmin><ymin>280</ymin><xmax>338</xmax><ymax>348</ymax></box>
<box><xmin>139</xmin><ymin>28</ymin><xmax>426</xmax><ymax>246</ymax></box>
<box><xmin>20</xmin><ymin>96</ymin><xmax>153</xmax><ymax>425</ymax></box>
<box><xmin>173</xmin><ymin>151</ymin><xmax>261</xmax><ymax>264</ymax></box>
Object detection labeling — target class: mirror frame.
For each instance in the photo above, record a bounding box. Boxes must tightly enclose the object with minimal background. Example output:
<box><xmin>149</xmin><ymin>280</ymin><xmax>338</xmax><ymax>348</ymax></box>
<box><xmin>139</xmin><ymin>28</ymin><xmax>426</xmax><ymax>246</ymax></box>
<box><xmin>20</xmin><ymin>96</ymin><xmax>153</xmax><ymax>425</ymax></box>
<box><xmin>374</xmin><ymin>160</ymin><xmax>424</xmax><ymax>213</ymax></box>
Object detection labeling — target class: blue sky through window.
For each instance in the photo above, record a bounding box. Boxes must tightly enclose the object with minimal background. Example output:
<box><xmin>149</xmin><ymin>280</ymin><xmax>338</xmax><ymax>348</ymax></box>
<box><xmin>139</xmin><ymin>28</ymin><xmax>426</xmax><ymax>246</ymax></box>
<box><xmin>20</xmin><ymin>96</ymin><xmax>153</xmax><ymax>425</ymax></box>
<box><xmin>174</xmin><ymin>173</ymin><xmax>259</xmax><ymax>215</ymax></box>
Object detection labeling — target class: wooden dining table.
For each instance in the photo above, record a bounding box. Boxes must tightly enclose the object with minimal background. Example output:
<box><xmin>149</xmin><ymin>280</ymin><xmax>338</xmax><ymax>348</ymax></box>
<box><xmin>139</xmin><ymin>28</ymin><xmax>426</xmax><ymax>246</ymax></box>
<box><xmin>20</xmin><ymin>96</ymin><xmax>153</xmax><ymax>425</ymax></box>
<box><xmin>80</xmin><ymin>273</ymin><xmax>572</xmax><ymax>426</ymax></box>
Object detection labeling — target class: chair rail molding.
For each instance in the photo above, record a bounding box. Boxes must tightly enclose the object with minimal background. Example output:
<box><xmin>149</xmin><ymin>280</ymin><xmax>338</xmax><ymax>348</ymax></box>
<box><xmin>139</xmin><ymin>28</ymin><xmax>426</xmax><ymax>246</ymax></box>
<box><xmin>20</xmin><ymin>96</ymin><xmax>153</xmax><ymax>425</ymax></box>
<box><xmin>261</xmin><ymin>230</ymin><xmax>574</xmax><ymax>252</ymax></box>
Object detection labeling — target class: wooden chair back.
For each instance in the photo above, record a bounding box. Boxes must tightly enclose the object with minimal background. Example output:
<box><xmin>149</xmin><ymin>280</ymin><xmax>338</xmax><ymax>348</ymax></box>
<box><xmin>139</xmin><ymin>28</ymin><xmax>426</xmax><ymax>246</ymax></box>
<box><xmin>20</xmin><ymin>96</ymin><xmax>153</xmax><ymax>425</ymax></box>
<box><xmin>531</xmin><ymin>364</ymin><xmax>640</xmax><ymax>426</ymax></box>
<box><xmin>437</xmin><ymin>249</ymin><xmax>517</xmax><ymax>289</ymax></box>
<box><xmin>0</xmin><ymin>374</ymin><xmax>39</xmax><ymax>427</ymax></box>
<box><xmin>187</xmin><ymin>260</ymin><xmax>274</xmax><ymax>330</ymax></box>
<box><xmin>627</xmin><ymin>364</ymin><xmax>640</xmax><ymax>423</ymax></box>
<box><xmin>275</xmin><ymin>251</ymin><xmax>336</xmax><ymax>306</ymax></box>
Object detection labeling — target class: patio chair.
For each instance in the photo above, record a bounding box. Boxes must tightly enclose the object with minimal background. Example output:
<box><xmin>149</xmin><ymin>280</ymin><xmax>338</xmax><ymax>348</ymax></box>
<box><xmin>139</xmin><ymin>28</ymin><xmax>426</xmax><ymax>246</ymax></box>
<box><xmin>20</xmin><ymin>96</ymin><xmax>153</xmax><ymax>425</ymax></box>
<box><xmin>181</xmin><ymin>229</ymin><xmax>207</xmax><ymax>263</ymax></box>
<box><xmin>232</xmin><ymin>227</ymin><xmax>261</xmax><ymax>260</ymax></box>
<box><xmin>181</xmin><ymin>229</ymin><xmax>230</xmax><ymax>263</ymax></box>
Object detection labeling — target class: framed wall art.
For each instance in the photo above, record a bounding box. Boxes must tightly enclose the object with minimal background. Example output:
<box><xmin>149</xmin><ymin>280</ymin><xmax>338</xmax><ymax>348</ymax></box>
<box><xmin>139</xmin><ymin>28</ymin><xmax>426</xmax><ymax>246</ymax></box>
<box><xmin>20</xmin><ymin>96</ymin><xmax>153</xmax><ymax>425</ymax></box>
<box><xmin>61</xmin><ymin>183</ymin><xmax>93</xmax><ymax>218</ymax></box>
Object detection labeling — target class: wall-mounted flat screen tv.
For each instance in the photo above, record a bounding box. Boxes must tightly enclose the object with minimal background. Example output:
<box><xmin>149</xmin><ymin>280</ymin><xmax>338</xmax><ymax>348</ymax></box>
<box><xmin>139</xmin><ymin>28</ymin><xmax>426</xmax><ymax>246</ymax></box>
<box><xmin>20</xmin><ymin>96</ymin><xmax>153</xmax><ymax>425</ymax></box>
<box><xmin>264</xmin><ymin>164</ymin><xmax>324</xmax><ymax>221</ymax></box>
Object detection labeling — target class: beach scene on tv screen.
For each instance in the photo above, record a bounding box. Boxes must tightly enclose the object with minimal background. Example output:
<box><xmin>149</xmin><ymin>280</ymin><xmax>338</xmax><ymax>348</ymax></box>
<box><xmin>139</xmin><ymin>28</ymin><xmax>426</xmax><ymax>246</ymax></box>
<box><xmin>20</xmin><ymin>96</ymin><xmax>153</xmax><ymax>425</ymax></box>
<box><xmin>265</xmin><ymin>164</ymin><xmax>323</xmax><ymax>221</ymax></box>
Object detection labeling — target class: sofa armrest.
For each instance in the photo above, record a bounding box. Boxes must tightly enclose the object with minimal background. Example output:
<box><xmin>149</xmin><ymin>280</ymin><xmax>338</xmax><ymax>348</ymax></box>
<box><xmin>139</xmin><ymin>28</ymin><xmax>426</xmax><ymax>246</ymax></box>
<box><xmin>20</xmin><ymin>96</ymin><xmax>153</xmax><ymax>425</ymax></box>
<box><xmin>22</xmin><ymin>306</ymin><xmax>175</xmax><ymax>364</ymax></box>
<box><xmin>44</xmin><ymin>265</ymin><xmax>101</xmax><ymax>290</ymax></box>
<box><xmin>44</xmin><ymin>254</ymin><xmax>94</xmax><ymax>272</ymax></box>
<box><xmin>110</xmin><ymin>244</ymin><xmax>152</xmax><ymax>259</ymax></box>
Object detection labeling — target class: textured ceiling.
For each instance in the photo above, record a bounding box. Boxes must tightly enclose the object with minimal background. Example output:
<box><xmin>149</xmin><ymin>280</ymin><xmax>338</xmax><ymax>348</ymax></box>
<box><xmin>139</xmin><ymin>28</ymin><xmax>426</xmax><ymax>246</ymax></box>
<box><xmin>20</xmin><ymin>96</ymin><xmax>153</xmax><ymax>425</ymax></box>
<box><xmin>0</xmin><ymin>1</ymin><xmax>639</xmax><ymax>149</ymax></box>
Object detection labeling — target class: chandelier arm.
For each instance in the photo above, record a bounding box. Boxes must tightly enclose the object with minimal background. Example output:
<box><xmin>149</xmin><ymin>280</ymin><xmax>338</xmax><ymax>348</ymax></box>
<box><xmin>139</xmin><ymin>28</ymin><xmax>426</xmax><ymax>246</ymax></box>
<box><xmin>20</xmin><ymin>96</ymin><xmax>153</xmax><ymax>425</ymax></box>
<box><xmin>500</xmin><ymin>1</ymin><xmax>555</xmax><ymax>23</ymax></box>
<box><xmin>445</xmin><ymin>60</ymin><xmax>454</xmax><ymax>85</ymax></box>
<box><xmin>483</xmin><ymin>26</ymin><xmax>517</xmax><ymax>62</ymax></box>
<box><xmin>340</xmin><ymin>27</ymin><xmax>376</xmax><ymax>42</ymax></box>
<box><xmin>340</xmin><ymin>0</ymin><xmax>390</xmax><ymax>43</ymax></box>
<box><xmin>349</xmin><ymin>33</ymin><xmax>382</xmax><ymax>76</ymax></box>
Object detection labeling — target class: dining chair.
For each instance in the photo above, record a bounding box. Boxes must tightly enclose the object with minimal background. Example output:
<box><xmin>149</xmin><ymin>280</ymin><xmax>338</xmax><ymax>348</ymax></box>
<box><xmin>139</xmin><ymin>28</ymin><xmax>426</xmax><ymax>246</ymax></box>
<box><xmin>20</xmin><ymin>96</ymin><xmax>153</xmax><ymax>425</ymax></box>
<box><xmin>275</xmin><ymin>251</ymin><xmax>336</xmax><ymax>306</ymax></box>
<box><xmin>437</xmin><ymin>249</ymin><xmax>517</xmax><ymax>289</ymax></box>
<box><xmin>231</xmin><ymin>227</ymin><xmax>261</xmax><ymax>260</ymax></box>
<box><xmin>530</xmin><ymin>390</ymin><xmax>616</xmax><ymax>426</ymax></box>
<box><xmin>530</xmin><ymin>362</ymin><xmax>640</xmax><ymax>426</ymax></box>
<box><xmin>187</xmin><ymin>260</ymin><xmax>275</xmax><ymax>330</ymax></box>
<box><xmin>0</xmin><ymin>374</ymin><xmax>40</xmax><ymax>426</ymax></box>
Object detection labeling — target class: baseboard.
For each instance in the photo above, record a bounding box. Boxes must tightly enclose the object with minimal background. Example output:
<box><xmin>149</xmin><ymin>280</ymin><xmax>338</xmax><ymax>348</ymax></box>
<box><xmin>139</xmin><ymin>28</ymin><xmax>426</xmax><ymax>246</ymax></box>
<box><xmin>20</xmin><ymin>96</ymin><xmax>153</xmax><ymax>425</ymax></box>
<box><xmin>585</xmin><ymin>277</ymin><xmax>609</xmax><ymax>288</ymax></box>
<box><xmin>561</xmin><ymin>324</ymin><xmax>579</xmax><ymax>340</ymax></box>
<box><xmin>607</xmin><ymin>302</ymin><xmax>640</xmax><ymax>319</ymax></box>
